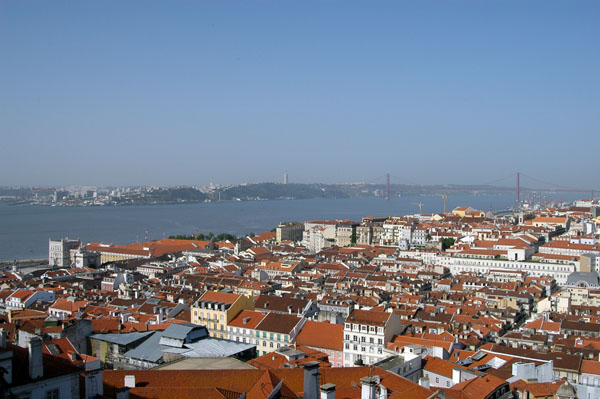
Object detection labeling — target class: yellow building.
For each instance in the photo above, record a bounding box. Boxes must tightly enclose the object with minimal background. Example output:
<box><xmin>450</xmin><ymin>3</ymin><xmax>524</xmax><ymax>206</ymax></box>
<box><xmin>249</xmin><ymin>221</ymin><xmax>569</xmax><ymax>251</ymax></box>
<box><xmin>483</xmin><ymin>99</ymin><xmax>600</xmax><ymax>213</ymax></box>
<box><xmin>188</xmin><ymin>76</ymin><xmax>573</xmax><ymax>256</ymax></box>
<box><xmin>191</xmin><ymin>291</ymin><xmax>254</xmax><ymax>339</ymax></box>
<box><xmin>452</xmin><ymin>206</ymin><xmax>472</xmax><ymax>217</ymax></box>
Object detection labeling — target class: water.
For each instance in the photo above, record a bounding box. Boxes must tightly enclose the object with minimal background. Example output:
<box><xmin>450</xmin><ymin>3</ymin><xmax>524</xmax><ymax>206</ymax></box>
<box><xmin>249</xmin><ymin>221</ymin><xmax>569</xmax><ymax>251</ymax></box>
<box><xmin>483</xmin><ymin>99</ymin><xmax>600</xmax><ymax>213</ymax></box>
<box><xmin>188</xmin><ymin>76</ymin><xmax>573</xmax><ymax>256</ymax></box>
<box><xmin>0</xmin><ymin>192</ymin><xmax>582</xmax><ymax>261</ymax></box>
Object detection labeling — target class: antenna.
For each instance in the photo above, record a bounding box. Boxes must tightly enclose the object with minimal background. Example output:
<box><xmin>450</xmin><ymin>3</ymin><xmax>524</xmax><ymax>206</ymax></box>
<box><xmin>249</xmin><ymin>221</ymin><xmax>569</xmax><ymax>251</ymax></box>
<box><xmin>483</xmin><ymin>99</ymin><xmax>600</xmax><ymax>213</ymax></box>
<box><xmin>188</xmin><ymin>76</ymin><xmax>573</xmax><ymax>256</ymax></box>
<box><xmin>386</xmin><ymin>173</ymin><xmax>390</xmax><ymax>201</ymax></box>
<box><xmin>516</xmin><ymin>172</ymin><xmax>520</xmax><ymax>203</ymax></box>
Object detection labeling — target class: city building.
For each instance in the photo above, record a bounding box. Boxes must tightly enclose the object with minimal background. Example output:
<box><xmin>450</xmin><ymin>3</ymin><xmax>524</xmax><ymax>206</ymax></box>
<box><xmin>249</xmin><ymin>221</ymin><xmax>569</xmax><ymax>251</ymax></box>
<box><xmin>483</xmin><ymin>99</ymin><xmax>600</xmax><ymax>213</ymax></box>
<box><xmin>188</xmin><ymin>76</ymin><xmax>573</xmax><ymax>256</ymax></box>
<box><xmin>49</xmin><ymin>238</ymin><xmax>81</xmax><ymax>267</ymax></box>
<box><xmin>191</xmin><ymin>291</ymin><xmax>254</xmax><ymax>339</ymax></box>
<box><xmin>343</xmin><ymin>309</ymin><xmax>403</xmax><ymax>367</ymax></box>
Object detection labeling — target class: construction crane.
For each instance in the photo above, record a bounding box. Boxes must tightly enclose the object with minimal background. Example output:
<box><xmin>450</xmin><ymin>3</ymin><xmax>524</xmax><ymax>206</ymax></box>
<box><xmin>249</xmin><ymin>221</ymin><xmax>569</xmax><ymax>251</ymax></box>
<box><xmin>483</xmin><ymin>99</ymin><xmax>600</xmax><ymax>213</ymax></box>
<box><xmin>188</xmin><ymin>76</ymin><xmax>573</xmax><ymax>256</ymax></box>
<box><xmin>412</xmin><ymin>202</ymin><xmax>424</xmax><ymax>214</ymax></box>
<box><xmin>439</xmin><ymin>194</ymin><xmax>447</xmax><ymax>214</ymax></box>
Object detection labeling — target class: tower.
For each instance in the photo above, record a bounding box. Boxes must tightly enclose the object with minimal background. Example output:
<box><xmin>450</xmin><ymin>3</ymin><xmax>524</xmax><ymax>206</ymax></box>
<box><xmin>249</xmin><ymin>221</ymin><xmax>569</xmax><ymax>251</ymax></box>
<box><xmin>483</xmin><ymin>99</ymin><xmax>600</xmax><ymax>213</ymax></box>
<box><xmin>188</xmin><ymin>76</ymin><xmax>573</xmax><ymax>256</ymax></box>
<box><xmin>284</xmin><ymin>171</ymin><xmax>288</xmax><ymax>185</ymax></box>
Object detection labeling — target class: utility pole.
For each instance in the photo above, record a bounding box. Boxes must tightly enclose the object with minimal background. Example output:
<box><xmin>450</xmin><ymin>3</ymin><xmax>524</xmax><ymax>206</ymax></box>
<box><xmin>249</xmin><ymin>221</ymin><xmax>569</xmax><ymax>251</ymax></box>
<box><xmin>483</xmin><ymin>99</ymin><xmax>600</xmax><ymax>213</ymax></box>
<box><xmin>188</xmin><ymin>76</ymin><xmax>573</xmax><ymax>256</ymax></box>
<box><xmin>439</xmin><ymin>194</ymin><xmax>447</xmax><ymax>215</ymax></box>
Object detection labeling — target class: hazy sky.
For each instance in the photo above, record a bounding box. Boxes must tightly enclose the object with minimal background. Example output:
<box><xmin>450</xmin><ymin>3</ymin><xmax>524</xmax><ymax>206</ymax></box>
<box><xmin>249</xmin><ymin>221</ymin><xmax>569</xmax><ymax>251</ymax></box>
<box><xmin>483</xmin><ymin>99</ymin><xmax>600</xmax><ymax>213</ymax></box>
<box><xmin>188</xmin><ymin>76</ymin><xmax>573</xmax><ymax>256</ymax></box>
<box><xmin>1</xmin><ymin>1</ymin><xmax>598</xmax><ymax>188</ymax></box>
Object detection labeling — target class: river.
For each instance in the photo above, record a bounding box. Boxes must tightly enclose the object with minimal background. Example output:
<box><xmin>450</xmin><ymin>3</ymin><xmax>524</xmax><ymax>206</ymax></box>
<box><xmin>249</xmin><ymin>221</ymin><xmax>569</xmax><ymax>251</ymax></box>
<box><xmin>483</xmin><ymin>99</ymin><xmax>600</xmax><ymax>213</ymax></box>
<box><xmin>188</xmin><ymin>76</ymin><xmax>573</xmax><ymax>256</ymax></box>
<box><xmin>0</xmin><ymin>192</ymin><xmax>581</xmax><ymax>261</ymax></box>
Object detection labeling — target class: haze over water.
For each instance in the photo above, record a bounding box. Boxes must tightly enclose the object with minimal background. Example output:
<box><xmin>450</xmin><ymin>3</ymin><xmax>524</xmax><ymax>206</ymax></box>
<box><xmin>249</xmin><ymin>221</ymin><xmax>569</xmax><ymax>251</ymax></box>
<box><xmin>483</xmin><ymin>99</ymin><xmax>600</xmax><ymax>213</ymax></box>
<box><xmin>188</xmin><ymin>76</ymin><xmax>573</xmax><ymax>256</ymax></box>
<box><xmin>0</xmin><ymin>192</ymin><xmax>583</xmax><ymax>261</ymax></box>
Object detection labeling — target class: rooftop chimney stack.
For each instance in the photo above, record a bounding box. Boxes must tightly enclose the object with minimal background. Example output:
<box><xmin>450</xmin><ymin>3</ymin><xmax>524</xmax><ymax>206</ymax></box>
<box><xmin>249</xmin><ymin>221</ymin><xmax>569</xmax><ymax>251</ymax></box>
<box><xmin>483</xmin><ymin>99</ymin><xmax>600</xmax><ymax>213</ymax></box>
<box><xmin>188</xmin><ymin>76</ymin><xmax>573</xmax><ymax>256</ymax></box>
<box><xmin>116</xmin><ymin>387</ymin><xmax>130</xmax><ymax>399</ymax></box>
<box><xmin>0</xmin><ymin>329</ymin><xmax>12</xmax><ymax>385</ymax></box>
<box><xmin>320</xmin><ymin>383</ymin><xmax>336</xmax><ymax>399</ymax></box>
<box><xmin>303</xmin><ymin>361</ymin><xmax>320</xmax><ymax>399</ymax></box>
<box><xmin>28</xmin><ymin>337</ymin><xmax>43</xmax><ymax>379</ymax></box>
<box><xmin>361</xmin><ymin>376</ymin><xmax>377</xmax><ymax>399</ymax></box>
<box><xmin>124</xmin><ymin>375</ymin><xmax>136</xmax><ymax>388</ymax></box>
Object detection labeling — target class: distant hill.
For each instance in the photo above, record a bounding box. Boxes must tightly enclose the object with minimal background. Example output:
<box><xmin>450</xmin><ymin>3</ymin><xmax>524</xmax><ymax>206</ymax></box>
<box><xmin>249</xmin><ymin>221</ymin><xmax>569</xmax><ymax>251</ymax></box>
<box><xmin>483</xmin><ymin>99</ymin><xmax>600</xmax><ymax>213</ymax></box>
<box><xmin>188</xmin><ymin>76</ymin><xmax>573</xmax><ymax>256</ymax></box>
<box><xmin>217</xmin><ymin>183</ymin><xmax>350</xmax><ymax>201</ymax></box>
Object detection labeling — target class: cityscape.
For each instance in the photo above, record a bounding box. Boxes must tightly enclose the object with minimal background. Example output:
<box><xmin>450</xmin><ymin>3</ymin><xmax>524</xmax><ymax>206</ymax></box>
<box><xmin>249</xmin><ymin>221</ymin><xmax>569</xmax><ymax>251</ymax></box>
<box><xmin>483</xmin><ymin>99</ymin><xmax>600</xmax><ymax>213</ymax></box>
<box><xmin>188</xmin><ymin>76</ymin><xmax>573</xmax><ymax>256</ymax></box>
<box><xmin>2</xmin><ymin>195</ymin><xmax>600</xmax><ymax>399</ymax></box>
<box><xmin>2</xmin><ymin>1</ymin><xmax>599</xmax><ymax>399</ymax></box>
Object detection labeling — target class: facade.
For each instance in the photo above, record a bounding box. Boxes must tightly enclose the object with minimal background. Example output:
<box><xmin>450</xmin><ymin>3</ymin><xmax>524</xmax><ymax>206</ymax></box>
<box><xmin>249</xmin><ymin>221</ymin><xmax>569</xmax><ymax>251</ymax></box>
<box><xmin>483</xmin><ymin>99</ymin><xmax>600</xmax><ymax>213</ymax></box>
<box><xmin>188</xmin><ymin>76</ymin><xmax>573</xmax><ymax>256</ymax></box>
<box><xmin>343</xmin><ymin>309</ymin><xmax>403</xmax><ymax>367</ymax></box>
<box><xmin>49</xmin><ymin>238</ymin><xmax>81</xmax><ymax>267</ymax></box>
<box><xmin>276</xmin><ymin>222</ymin><xmax>304</xmax><ymax>243</ymax></box>
<box><xmin>226</xmin><ymin>310</ymin><xmax>267</xmax><ymax>344</ymax></box>
<box><xmin>381</xmin><ymin>218</ymin><xmax>415</xmax><ymax>247</ymax></box>
<box><xmin>254</xmin><ymin>312</ymin><xmax>306</xmax><ymax>356</ymax></box>
<box><xmin>191</xmin><ymin>291</ymin><xmax>254</xmax><ymax>339</ymax></box>
<box><xmin>303</xmin><ymin>221</ymin><xmax>337</xmax><ymax>252</ymax></box>
<box><xmin>70</xmin><ymin>246</ymin><xmax>101</xmax><ymax>268</ymax></box>
<box><xmin>438</xmin><ymin>254</ymin><xmax>576</xmax><ymax>286</ymax></box>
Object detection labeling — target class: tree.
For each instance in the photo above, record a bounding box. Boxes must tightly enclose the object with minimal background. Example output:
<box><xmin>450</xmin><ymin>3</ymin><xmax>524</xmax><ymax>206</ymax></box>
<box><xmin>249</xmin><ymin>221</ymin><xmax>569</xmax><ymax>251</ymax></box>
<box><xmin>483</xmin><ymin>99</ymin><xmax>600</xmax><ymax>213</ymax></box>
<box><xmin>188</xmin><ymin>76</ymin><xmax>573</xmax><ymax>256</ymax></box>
<box><xmin>350</xmin><ymin>226</ymin><xmax>357</xmax><ymax>246</ymax></box>
<box><xmin>440</xmin><ymin>238</ymin><xmax>455</xmax><ymax>251</ymax></box>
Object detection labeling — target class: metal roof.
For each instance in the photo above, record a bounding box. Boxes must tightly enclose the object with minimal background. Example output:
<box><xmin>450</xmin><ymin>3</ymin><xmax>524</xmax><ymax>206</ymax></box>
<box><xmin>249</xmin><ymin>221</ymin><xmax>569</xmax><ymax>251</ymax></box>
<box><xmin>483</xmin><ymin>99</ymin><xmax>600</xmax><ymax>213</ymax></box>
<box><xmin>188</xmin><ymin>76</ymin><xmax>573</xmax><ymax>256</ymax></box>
<box><xmin>89</xmin><ymin>331</ymin><xmax>154</xmax><ymax>346</ymax></box>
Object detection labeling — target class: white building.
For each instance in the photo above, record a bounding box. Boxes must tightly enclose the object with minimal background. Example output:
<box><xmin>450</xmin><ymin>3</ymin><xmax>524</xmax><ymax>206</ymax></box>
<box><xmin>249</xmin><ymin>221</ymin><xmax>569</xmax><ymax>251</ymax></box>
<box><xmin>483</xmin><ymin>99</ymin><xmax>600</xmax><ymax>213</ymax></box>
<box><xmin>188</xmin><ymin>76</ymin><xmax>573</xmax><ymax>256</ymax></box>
<box><xmin>343</xmin><ymin>309</ymin><xmax>403</xmax><ymax>367</ymax></box>
<box><xmin>49</xmin><ymin>238</ymin><xmax>80</xmax><ymax>267</ymax></box>
<box><xmin>437</xmin><ymin>254</ymin><xmax>576</xmax><ymax>286</ymax></box>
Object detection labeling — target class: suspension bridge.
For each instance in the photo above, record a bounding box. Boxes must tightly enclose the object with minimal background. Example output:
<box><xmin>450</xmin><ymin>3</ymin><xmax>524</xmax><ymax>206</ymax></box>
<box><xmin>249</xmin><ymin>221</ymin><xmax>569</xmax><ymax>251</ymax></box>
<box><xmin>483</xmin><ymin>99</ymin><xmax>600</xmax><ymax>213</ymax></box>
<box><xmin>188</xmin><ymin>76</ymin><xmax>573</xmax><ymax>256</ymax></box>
<box><xmin>364</xmin><ymin>172</ymin><xmax>598</xmax><ymax>204</ymax></box>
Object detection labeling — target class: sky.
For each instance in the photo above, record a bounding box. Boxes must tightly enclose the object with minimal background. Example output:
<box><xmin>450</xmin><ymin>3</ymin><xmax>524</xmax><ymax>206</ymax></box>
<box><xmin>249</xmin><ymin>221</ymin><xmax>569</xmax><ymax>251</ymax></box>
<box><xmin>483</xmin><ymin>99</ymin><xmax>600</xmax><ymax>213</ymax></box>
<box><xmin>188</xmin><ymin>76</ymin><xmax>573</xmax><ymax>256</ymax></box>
<box><xmin>1</xmin><ymin>1</ymin><xmax>599</xmax><ymax>188</ymax></box>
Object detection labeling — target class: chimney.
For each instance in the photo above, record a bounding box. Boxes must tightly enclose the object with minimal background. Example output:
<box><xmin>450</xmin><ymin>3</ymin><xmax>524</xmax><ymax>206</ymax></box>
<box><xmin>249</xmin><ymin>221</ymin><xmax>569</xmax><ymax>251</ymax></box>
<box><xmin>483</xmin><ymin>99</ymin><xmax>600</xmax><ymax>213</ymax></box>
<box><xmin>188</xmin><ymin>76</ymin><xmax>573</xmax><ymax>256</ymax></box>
<box><xmin>124</xmin><ymin>375</ymin><xmax>136</xmax><ymax>388</ymax></box>
<box><xmin>303</xmin><ymin>361</ymin><xmax>320</xmax><ymax>399</ymax></box>
<box><xmin>361</xmin><ymin>376</ymin><xmax>377</xmax><ymax>399</ymax></box>
<box><xmin>116</xmin><ymin>387</ymin><xmax>130</xmax><ymax>399</ymax></box>
<box><xmin>452</xmin><ymin>367</ymin><xmax>461</xmax><ymax>385</ymax></box>
<box><xmin>378</xmin><ymin>385</ymin><xmax>388</xmax><ymax>399</ymax></box>
<box><xmin>28</xmin><ymin>337</ymin><xmax>43</xmax><ymax>379</ymax></box>
<box><xmin>320</xmin><ymin>383</ymin><xmax>336</xmax><ymax>399</ymax></box>
<box><xmin>419</xmin><ymin>376</ymin><xmax>430</xmax><ymax>389</ymax></box>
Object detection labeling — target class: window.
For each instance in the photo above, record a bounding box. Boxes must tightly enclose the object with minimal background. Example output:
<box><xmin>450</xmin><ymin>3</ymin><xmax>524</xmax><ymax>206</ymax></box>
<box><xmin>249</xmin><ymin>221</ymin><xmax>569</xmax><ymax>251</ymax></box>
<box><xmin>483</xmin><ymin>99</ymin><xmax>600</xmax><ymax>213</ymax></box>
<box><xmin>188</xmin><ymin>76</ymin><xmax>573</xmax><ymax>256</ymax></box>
<box><xmin>345</xmin><ymin>334</ymin><xmax>350</xmax><ymax>340</ymax></box>
<box><xmin>361</xmin><ymin>337</ymin><xmax>366</xmax><ymax>343</ymax></box>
